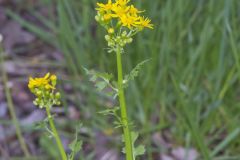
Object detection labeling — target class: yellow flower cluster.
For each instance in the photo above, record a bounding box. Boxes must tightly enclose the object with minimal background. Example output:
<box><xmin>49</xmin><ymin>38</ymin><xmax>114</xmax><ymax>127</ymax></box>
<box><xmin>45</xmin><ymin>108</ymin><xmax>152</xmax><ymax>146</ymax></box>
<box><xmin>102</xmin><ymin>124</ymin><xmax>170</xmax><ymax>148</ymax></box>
<box><xmin>28</xmin><ymin>73</ymin><xmax>56</xmax><ymax>91</ymax></box>
<box><xmin>96</xmin><ymin>0</ymin><xmax>153</xmax><ymax>29</ymax></box>
<box><xmin>28</xmin><ymin>73</ymin><xmax>60</xmax><ymax>108</ymax></box>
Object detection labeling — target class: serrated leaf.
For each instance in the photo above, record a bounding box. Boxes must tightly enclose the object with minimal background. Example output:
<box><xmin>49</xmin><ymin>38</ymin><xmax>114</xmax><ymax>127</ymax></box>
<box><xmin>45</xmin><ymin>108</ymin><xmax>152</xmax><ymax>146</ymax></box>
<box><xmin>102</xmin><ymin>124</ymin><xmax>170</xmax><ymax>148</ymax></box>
<box><xmin>123</xmin><ymin>59</ymin><xmax>151</xmax><ymax>88</ymax></box>
<box><xmin>95</xmin><ymin>81</ymin><xmax>108</xmax><ymax>91</ymax></box>
<box><xmin>134</xmin><ymin>145</ymin><xmax>145</xmax><ymax>157</ymax></box>
<box><xmin>40</xmin><ymin>135</ymin><xmax>60</xmax><ymax>159</ymax></box>
<box><xmin>122</xmin><ymin>131</ymin><xmax>145</xmax><ymax>160</ymax></box>
<box><xmin>34</xmin><ymin>120</ymin><xmax>47</xmax><ymax>129</ymax></box>
<box><xmin>83</xmin><ymin>67</ymin><xmax>118</xmax><ymax>97</ymax></box>
<box><xmin>131</xmin><ymin>132</ymin><xmax>139</xmax><ymax>143</ymax></box>
<box><xmin>68</xmin><ymin>124</ymin><xmax>83</xmax><ymax>160</ymax></box>
<box><xmin>98</xmin><ymin>107</ymin><xmax>119</xmax><ymax>116</ymax></box>
<box><xmin>69</xmin><ymin>139</ymin><xmax>82</xmax><ymax>153</ymax></box>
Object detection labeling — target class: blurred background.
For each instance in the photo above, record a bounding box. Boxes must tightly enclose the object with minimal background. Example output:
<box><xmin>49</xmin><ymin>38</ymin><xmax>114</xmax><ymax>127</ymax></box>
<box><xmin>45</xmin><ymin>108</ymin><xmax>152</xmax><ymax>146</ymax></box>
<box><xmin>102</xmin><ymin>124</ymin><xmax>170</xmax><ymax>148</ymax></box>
<box><xmin>0</xmin><ymin>0</ymin><xmax>240</xmax><ymax>159</ymax></box>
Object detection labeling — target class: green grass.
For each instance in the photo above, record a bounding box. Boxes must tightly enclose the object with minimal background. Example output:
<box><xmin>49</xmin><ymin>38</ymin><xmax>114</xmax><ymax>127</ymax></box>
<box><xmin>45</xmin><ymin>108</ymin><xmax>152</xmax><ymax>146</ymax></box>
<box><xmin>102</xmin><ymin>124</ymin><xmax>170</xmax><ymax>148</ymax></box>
<box><xmin>4</xmin><ymin>0</ymin><xmax>240</xmax><ymax>159</ymax></box>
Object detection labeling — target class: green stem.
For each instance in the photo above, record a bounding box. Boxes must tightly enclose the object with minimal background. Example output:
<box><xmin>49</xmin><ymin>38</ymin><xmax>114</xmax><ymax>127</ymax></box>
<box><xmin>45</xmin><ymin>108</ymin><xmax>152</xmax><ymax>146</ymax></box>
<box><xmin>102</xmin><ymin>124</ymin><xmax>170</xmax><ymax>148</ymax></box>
<box><xmin>116</xmin><ymin>47</ymin><xmax>134</xmax><ymax>160</ymax></box>
<box><xmin>45</xmin><ymin>106</ymin><xmax>67</xmax><ymax>160</ymax></box>
<box><xmin>0</xmin><ymin>44</ymin><xmax>30</xmax><ymax>157</ymax></box>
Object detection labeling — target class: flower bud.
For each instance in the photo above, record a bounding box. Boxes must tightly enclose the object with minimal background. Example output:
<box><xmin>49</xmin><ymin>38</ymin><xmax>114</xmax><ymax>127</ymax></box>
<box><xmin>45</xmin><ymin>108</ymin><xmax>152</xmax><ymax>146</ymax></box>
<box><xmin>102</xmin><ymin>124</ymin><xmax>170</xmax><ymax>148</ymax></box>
<box><xmin>120</xmin><ymin>42</ymin><xmax>125</xmax><ymax>47</ymax></box>
<box><xmin>103</xmin><ymin>14</ymin><xmax>111</xmax><ymax>21</ymax></box>
<box><xmin>126</xmin><ymin>38</ymin><xmax>133</xmax><ymax>43</ymax></box>
<box><xmin>50</xmin><ymin>75</ymin><xmax>57</xmax><ymax>81</ymax></box>
<box><xmin>55</xmin><ymin>92</ymin><xmax>61</xmax><ymax>99</ymax></box>
<box><xmin>45</xmin><ymin>91</ymin><xmax>50</xmax><ymax>97</ymax></box>
<box><xmin>105</xmin><ymin>35</ymin><xmax>110</xmax><ymax>41</ymax></box>
<box><xmin>121</xmin><ymin>31</ymin><xmax>127</xmax><ymax>37</ymax></box>
<box><xmin>50</xmin><ymin>75</ymin><xmax>57</xmax><ymax>86</ymax></box>
<box><xmin>36</xmin><ymin>90</ymin><xmax>42</xmax><ymax>96</ymax></box>
<box><xmin>45</xmin><ymin>84</ymin><xmax>51</xmax><ymax>90</ymax></box>
<box><xmin>95</xmin><ymin>15</ymin><xmax>100</xmax><ymax>22</ymax></box>
<box><xmin>108</xmin><ymin>28</ymin><xmax>114</xmax><ymax>34</ymax></box>
<box><xmin>33</xmin><ymin>100</ymin><xmax>38</xmax><ymax>105</ymax></box>
<box><xmin>50</xmin><ymin>93</ymin><xmax>54</xmax><ymax>99</ymax></box>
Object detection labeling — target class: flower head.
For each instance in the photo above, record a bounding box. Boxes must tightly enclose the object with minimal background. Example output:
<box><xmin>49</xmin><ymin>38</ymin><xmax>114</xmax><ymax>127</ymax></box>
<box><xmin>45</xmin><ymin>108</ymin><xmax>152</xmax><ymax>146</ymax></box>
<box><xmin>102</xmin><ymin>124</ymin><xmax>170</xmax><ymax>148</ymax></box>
<box><xmin>136</xmin><ymin>17</ymin><xmax>153</xmax><ymax>29</ymax></box>
<box><xmin>119</xmin><ymin>14</ymin><xmax>139</xmax><ymax>28</ymax></box>
<box><xmin>128</xmin><ymin>5</ymin><xmax>143</xmax><ymax>16</ymax></box>
<box><xmin>95</xmin><ymin>0</ymin><xmax>153</xmax><ymax>30</ymax></box>
<box><xmin>28</xmin><ymin>73</ymin><xmax>55</xmax><ymax>91</ymax></box>
<box><xmin>96</xmin><ymin>0</ymin><xmax>114</xmax><ymax>12</ymax></box>
<box><xmin>116</xmin><ymin>0</ymin><xmax>130</xmax><ymax>6</ymax></box>
<box><xmin>28</xmin><ymin>73</ymin><xmax>60</xmax><ymax>108</ymax></box>
<box><xmin>95</xmin><ymin>0</ymin><xmax>153</xmax><ymax>50</ymax></box>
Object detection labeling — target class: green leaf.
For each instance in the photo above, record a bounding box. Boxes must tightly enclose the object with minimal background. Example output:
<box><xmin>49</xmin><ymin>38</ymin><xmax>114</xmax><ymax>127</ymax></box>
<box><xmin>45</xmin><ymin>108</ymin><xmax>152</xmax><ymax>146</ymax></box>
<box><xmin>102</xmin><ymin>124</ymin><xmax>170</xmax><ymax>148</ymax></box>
<box><xmin>131</xmin><ymin>131</ymin><xmax>139</xmax><ymax>143</ymax></box>
<box><xmin>84</xmin><ymin>67</ymin><xmax>118</xmax><ymax>98</ymax></box>
<box><xmin>68</xmin><ymin>124</ymin><xmax>83</xmax><ymax>160</ymax></box>
<box><xmin>95</xmin><ymin>81</ymin><xmax>108</xmax><ymax>91</ymax></box>
<box><xmin>69</xmin><ymin>139</ymin><xmax>82</xmax><ymax>153</ymax></box>
<box><xmin>211</xmin><ymin>128</ymin><xmax>240</xmax><ymax>157</ymax></box>
<box><xmin>40</xmin><ymin>135</ymin><xmax>60</xmax><ymax>159</ymax></box>
<box><xmin>98</xmin><ymin>107</ymin><xmax>119</xmax><ymax>116</ymax></box>
<box><xmin>122</xmin><ymin>131</ymin><xmax>145</xmax><ymax>160</ymax></box>
<box><xmin>134</xmin><ymin>145</ymin><xmax>145</xmax><ymax>157</ymax></box>
<box><xmin>123</xmin><ymin>59</ymin><xmax>151</xmax><ymax>88</ymax></box>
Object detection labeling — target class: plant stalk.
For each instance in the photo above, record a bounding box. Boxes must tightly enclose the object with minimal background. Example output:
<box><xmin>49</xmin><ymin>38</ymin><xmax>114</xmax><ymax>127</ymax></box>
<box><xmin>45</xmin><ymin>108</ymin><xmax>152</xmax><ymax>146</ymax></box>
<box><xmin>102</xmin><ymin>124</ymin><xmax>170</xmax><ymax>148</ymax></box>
<box><xmin>46</xmin><ymin>106</ymin><xmax>67</xmax><ymax>160</ymax></box>
<box><xmin>116</xmin><ymin>47</ymin><xmax>133</xmax><ymax>160</ymax></box>
<box><xmin>0</xmin><ymin>44</ymin><xmax>30</xmax><ymax>157</ymax></box>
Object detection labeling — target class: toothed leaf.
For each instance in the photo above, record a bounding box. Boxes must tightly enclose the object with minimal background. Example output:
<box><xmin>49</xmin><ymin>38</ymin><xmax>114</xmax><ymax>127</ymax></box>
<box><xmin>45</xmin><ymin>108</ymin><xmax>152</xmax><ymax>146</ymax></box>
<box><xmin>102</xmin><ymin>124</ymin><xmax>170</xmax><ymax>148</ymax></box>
<box><xmin>84</xmin><ymin>67</ymin><xmax>118</xmax><ymax>97</ymax></box>
<box><xmin>123</xmin><ymin>59</ymin><xmax>150</xmax><ymax>88</ymax></box>
<box><xmin>68</xmin><ymin>124</ymin><xmax>83</xmax><ymax>160</ymax></box>
<box><xmin>122</xmin><ymin>131</ymin><xmax>145</xmax><ymax>159</ymax></box>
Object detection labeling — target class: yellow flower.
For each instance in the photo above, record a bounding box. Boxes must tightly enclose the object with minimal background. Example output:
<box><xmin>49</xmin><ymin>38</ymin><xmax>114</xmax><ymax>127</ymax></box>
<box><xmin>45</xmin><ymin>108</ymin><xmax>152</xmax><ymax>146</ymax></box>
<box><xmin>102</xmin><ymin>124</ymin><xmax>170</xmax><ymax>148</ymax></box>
<box><xmin>103</xmin><ymin>13</ymin><xmax>113</xmax><ymax>21</ymax></box>
<box><xmin>50</xmin><ymin>75</ymin><xmax>57</xmax><ymax>81</ymax></box>
<box><xmin>111</xmin><ymin>3</ymin><xmax>128</xmax><ymax>17</ymax></box>
<box><xmin>136</xmin><ymin>16</ymin><xmax>153</xmax><ymax>29</ymax></box>
<box><xmin>96</xmin><ymin>0</ymin><xmax>113</xmax><ymax>12</ymax></box>
<box><xmin>120</xmin><ymin>14</ymin><xmax>139</xmax><ymax>28</ymax></box>
<box><xmin>108</xmin><ymin>28</ymin><xmax>115</xmax><ymax>34</ymax></box>
<box><xmin>115</xmin><ymin>0</ymin><xmax>130</xmax><ymax>6</ymax></box>
<box><xmin>95</xmin><ymin>0</ymin><xmax>154</xmax><ymax>31</ymax></box>
<box><xmin>28</xmin><ymin>73</ymin><xmax>55</xmax><ymax>91</ymax></box>
<box><xmin>129</xmin><ymin>5</ymin><xmax>143</xmax><ymax>16</ymax></box>
<box><xmin>28</xmin><ymin>73</ymin><xmax>61</xmax><ymax>108</ymax></box>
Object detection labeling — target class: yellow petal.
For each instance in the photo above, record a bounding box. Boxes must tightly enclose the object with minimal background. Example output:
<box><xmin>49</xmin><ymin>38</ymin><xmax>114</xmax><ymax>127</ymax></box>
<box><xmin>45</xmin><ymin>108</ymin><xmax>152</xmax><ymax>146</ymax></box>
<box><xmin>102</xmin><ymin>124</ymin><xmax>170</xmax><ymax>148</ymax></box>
<box><xmin>44</xmin><ymin>72</ymin><xmax>50</xmax><ymax>79</ymax></box>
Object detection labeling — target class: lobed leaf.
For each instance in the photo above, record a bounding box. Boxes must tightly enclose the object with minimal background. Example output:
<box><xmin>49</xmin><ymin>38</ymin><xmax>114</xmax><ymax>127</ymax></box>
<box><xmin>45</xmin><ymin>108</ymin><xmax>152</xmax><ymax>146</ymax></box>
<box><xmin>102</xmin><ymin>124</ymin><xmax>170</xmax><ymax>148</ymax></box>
<box><xmin>123</xmin><ymin>59</ymin><xmax>151</xmax><ymax>88</ymax></box>
<box><xmin>83</xmin><ymin>67</ymin><xmax>118</xmax><ymax>97</ymax></box>
<box><xmin>68</xmin><ymin>124</ymin><xmax>83</xmax><ymax>160</ymax></box>
<box><xmin>122</xmin><ymin>131</ymin><xmax>146</xmax><ymax>160</ymax></box>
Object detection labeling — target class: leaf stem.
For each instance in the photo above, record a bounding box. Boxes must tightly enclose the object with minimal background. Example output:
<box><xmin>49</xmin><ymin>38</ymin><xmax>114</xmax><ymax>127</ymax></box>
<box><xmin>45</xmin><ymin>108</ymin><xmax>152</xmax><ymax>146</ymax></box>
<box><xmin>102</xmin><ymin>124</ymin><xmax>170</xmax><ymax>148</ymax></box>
<box><xmin>116</xmin><ymin>47</ymin><xmax>133</xmax><ymax>160</ymax></box>
<box><xmin>45</xmin><ymin>106</ymin><xmax>67</xmax><ymax>160</ymax></box>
